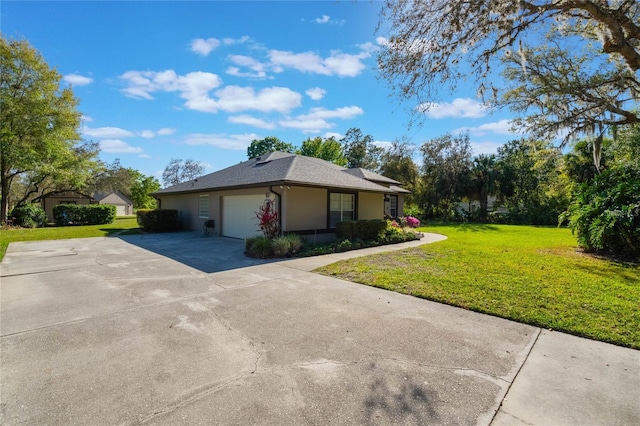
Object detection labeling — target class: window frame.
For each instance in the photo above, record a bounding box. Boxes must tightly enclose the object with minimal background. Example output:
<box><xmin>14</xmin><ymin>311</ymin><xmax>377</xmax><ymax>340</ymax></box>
<box><xmin>198</xmin><ymin>194</ymin><xmax>209</xmax><ymax>219</ymax></box>
<box><xmin>327</xmin><ymin>191</ymin><xmax>357</xmax><ymax>228</ymax></box>
<box><xmin>389</xmin><ymin>195</ymin><xmax>398</xmax><ymax>218</ymax></box>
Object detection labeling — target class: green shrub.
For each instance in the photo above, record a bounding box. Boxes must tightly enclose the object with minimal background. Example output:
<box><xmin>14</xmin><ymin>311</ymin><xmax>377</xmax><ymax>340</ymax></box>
<box><xmin>284</xmin><ymin>233</ymin><xmax>303</xmax><ymax>253</ymax></box>
<box><xmin>272</xmin><ymin>236</ymin><xmax>290</xmax><ymax>257</ymax></box>
<box><xmin>561</xmin><ymin>166</ymin><xmax>640</xmax><ymax>259</ymax></box>
<box><xmin>53</xmin><ymin>204</ymin><xmax>116</xmax><ymax>226</ymax></box>
<box><xmin>10</xmin><ymin>204</ymin><xmax>47</xmax><ymax>228</ymax></box>
<box><xmin>136</xmin><ymin>209</ymin><xmax>178</xmax><ymax>232</ymax></box>
<box><xmin>403</xmin><ymin>203</ymin><xmax>423</xmax><ymax>219</ymax></box>
<box><xmin>336</xmin><ymin>221</ymin><xmax>356</xmax><ymax>240</ymax></box>
<box><xmin>248</xmin><ymin>236</ymin><xmax>274</xmax><ymax>258</ymax></box>
<box><xmin>336</xmin><ymin>239</ymin><xmax>353</xmax><ymax>252</ymax></box>
<box><xmin>336</xmin><ymin>219</ymin><xmax>386</xmax><ymax>241</ymax></box>
<box><xmin>245</xmin><ymin>236</ymin><xmax>260</xmax><ymax>253</ymax></box>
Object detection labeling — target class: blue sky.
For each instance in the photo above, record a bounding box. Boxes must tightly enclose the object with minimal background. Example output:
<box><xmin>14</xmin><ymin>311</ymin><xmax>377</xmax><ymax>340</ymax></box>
<box><xmin>3</xmin><ymin>1</ymin><xmax>521</xmax><ymax>182</ymax></box>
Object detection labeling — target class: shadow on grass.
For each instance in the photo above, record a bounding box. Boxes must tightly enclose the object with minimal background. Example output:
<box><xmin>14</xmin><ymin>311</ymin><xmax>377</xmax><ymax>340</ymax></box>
<box><xmin>99</xmin><ymin>227</ymin><xmax>142</xmax><ymax>236</ymax></box>
<box><xmin>570</xmin><ymin>258</ymin><xmax>640</xmax><ymax>285</ymax></box>
<box><xmin>450</xmin><ymin>223</ymin><xmax>500</xmax><ymax>232</ymax></box>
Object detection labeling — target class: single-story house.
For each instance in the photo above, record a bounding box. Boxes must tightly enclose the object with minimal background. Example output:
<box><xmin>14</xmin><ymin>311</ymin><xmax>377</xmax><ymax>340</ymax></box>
<box><xmin>41</xmin><ymin>191</ymin><xmax>96</xmax><ymax>221</ymax></box>
<box><xmin>154</xmin><ymin>151</ymin><xmax>410</xmax><ymax>239</ymax></box>
<box><xmin>94</xmin><ymin>191</ymin><xmax>134</xmax><ymax>216</ymax></box>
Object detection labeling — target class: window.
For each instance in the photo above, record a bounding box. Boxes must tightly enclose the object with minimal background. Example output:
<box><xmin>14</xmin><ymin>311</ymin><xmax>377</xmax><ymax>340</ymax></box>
<box><xmin>389</xmin><ymin>195</ymin><xmax>398</xmax><ymax>218</ymax></box>
<box><xmin>198</xmin><ymin>194</ymin><xmax>209</xmax><ymax>218</ymax></box>
<box><xmin>329</xmin><ymin>192</ymin><xmax>355</xmax><ymax>228</ymax></box>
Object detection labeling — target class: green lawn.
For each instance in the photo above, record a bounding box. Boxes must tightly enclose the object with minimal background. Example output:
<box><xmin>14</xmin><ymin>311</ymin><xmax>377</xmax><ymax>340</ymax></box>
<box><xmin>316</xmin><ymin>224</ymin><xmax>640</xmax><ymax>349</ymax></box>
<box><xmin>0</xmin><ymin>217</ymin><xmax>140</xmax><ymax>261</ymax></box>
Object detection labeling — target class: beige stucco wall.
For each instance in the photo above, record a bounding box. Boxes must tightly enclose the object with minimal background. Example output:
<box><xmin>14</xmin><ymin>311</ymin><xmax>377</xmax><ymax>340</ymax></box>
<box><xmin>158</xmin><ymin>187</ymin><xmax>272</xmax><ymax>233</ymax></box>
<box><xmin>158</xmin><ymin>186</ymin><xmax>390</xmax><ymax>233</ymax></box>
<box><xmin>358</xmin><ymin>192</ymin><xmax>385</xmax><ymax>220</ymax></box>
<box><xmin>398</xmin><ymin>194</ymin><xmax>405</xmax><ymax>217</ymax></box>
<box><xmin>282</xmin><ymin>186</ymin><xmax>327</xmax><ymax>231</ymax></box>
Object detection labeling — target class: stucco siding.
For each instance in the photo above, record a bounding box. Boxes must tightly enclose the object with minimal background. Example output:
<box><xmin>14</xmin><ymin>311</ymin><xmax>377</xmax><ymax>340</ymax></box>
<box><xmin>158</xmin><ymin>187</ymin><xmax>271</xmax><ymax>232</ymax></box>
<box><xmin>358</xmin><ymin>192</ymin><xmax>384</xmax><ymax>220</ymax></box>
<box><xmin>398</xmin><ymin>194</ymin><xmax>405</xmax><ymax>217</ymax></box>
<box><xmin>157</xmin><ymin>193</ymin><xmax>199</xmax><ymax>230</ymax></box>
<box><xmin>283</xmin><ymin>187</ymin><xmax>327</xmax><ymax>231</ymax></box>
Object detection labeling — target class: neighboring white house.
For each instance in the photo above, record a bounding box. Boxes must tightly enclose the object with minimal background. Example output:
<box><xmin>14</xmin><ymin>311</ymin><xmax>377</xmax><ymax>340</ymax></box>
<box><xmin>94</xmin><ymin>191</ymin><xmax>134</xmax><ymax>216</ymax></box>
<box><xmin>457</xmin><ymin>195</ymin><xmax>509</xmax><ymax>215</ymax></box>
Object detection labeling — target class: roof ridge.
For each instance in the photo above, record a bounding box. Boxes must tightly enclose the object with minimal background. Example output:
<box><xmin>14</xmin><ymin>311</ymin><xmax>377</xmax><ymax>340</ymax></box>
<box><xmin>281</xmin><ymin>153</ymin><xmax>299</xmax><ymax>181</ymax></box>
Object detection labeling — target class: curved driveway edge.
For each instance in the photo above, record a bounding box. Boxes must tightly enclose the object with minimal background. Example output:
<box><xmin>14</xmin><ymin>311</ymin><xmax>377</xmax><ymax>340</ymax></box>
<box><xmin>1</xmin><ymin>233</ymin><xmax>638</xmax><ymax>425</ymax></box>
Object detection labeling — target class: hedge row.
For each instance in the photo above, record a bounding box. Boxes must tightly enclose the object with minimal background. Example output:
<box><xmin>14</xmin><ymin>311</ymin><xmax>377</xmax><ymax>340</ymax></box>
<box><xmin>10</xmin><ymin>204</ymin><xmax>48</xmax><ymax>228</ymax></box>
<box><xmin>53</xmin><ymin>204</ymin><xmax>116</xmax><ymax>226</ymax></box>
<box><xmin>136</xmin><ymin>209</ymin><xmax>179</xmax><ymax>232</ymax></box>
<box><xmin>335</xmin><ymin>219</ymin><xmax>387</xmax><ymax>241</ymax></box>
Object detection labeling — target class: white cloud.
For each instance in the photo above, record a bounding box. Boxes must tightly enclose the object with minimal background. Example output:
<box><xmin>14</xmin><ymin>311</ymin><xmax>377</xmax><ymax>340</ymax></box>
<box><xmin>313</xmin><ymin>15</ymin><xmax>344</xmax><ymax>25</ymax></box>
<box><xmin>81</xmin><ymin>115</ymin><xmax>93</xmax><ymax>123</ymax></box>
<box><xmin>157</xmin><ymin>128</ymin><xmax>176</xmax><ymax>135</ymax></box>
<box><xmin>357</xmin><ymin>42</ymin><xmax>379</xmax><ymax>54</ymax></box>
<box><xmin>190</xmin><ymin>38</ymin><xmax>221</xmax><ymax>56</ymax></box>
<box><xmin>299</xmin><ymin>106</ymin><xmax>363</xmax><ymax>120</ymax></box>
<box><xmin>324</xmin><ymin>132</ymin><xmax>343</xmax><ymax>140</ymax></box>
<box><xmin>279</xmin><ymin>118</ymin><xmax>333</xmax><ymax>133</ymax></box>
<box><xmin>227</xmin><ymin>55</ymin><xmax>268</xmax><ymax>78</ymax></box>
<box><xmin>63</xmin><ymin>74</ymin><xmax>93</xmax><ymax>86</ymax></box>
<box><xmin>184</xmin><ymin>133</ymin><xmax>259</xmax><ymax>151</ymax></box>
<box><xmin>223</xmin><ymin>36</ymin><xmax>250</xmax><ymax>45</ymax></box>
<box><xmin>139</xmin><ymin>130</ymin><xmax>155</xmax><ymax>139</ymax></box>
<box><xmin>119</xmin><ymin>69</ymin><xmax>223</xmax><ymax>101</ymax></box>
<box><xmin>470</xmin><ymin>140</ymin><xmax>504</xmax><ymax>156</ymax></box>
<box><xmin>280</xmin><ymin>106</ymin><xmax>364</xmax><ymax>133</ymax></box>
<box><xmin>455</xmin><ymin>119</ymin><xmax>515</xmax><ymax>136</ymax></box>
<box><xmin>374</xmin><ymin>140</ymin><xmax>393</xmax><ymax>150</ymax></box>
<box><xmin>100</xmin><ymin>139</ymin><xmax>143</xmax><ymax>154</ymax></box>
<box><xmin>120</xmin><ymin>69</ymin><xmax>300</xmax><ymax>114</ymax></box>
<box><xmin>82</xmin><ymin>126</ymin><xmax>134</xmax><ymax>139</ymax></box>
<box><xmin>376</xmin><ymin>36</ymin><xmax>389</xmax><ymax>47</ymax></box>
<box><xmin>211</xmin><ymin>86</ymin><xmax>302</xmax><ymax>113</ymax></box>
<box><xmin>228</xmin><ymin>115</ymin><xmax>276</xmax><ymax>129</ymax></box>
<box><xmin>268</xmin><ymin>49</ymin><xmax>370</xmax><ymax>77</ymax></box>
<box><xmin>419</xmin><ymin>97</ymin><xmax>489</xmax><ymax>119</ymax></box>
<box><xmin>306</xmin><ymin>87</ymin><xmax>326</xmax><ymax>100</ymax></box>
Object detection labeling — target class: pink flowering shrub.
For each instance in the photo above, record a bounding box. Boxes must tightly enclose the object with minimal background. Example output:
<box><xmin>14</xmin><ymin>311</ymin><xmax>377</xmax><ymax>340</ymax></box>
<box><xmin>256</xmin><ymin>199</ymin><xmax>279</xmax><ymax>239</ymax></box>
<box><xmin>406</xmin><ymin>216</ymin><xmax>421</xmax><ymax>228</ymax></box>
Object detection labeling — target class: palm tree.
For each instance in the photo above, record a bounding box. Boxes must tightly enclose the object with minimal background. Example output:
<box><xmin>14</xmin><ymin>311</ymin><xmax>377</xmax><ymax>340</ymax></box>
<box><xmin>471</xmin><ymin>154</ymin><xmax>498</xmax><ymax>220</ymax></box>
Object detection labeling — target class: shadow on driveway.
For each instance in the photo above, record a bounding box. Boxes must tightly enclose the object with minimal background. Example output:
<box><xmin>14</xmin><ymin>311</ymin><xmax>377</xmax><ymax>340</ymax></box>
<box><xmin>118</xmin><ymin>231</ymin><xmax>277</xmax><ymax>273</ymax></box>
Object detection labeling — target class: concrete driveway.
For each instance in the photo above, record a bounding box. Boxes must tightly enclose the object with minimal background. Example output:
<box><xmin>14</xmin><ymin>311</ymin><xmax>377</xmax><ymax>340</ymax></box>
<box><xmin>1</xmin><ymin>232</ymin><xmax>638</xmax><ymax>425</ymax></box>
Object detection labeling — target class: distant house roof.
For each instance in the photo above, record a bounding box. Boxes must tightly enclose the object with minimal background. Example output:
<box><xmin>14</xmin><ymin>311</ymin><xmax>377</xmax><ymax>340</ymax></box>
<box><xmin>40</xmin><ymin>191</ymin><xmax>94</xmax><ymax>200</ymax></box>
<box><xmin>155</xmin><ymin>152</ymin><xmax>407</xmax><ymax>196</ymax></box>
<box><xmin>94</xmin><ymin>190</ymin><xmax>133</xmax><ymax>205</ymax></box>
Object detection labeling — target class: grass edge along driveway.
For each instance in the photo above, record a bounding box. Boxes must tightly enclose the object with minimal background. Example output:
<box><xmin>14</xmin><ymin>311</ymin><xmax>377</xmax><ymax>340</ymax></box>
<box><xmin>316</xmin><ymin>224</ymin><xmax>640</xmax><ymax>350</ymax></box>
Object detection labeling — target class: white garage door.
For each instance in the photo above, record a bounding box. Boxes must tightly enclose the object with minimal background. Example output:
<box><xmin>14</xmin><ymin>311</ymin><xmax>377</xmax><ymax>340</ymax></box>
<box><xmin>222</xmin><ymin>195</ymin><xmax>267</xmax><ymax>239</ymax></box>
<box><xmin>115</xmin><ymin>205</ymin><xmax>126</xmax><ymax>216</ymax></box>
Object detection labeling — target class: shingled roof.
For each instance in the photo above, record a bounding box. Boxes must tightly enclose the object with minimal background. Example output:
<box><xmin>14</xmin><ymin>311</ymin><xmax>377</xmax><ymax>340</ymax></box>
<box><xmin>342</xmin><ymin>168</ymin><xmax>401</xmax><ymax>185</ymax></box>
<box><xmin>155</xmin><ymin>152</ymin><xmax>404</xmax><ymax>195</ymax></box>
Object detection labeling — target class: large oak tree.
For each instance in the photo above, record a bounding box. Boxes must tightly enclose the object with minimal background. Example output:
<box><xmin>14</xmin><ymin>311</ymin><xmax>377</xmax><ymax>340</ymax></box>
<box><xmin>378</xmin><ymin>0</ymin><xmax>639</xmax><ymax>152</ymax></box>
<box><xmin>1</xmin><ymin>37</ymin><xmax>95</xmax><ymax>222</ymax></box>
